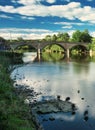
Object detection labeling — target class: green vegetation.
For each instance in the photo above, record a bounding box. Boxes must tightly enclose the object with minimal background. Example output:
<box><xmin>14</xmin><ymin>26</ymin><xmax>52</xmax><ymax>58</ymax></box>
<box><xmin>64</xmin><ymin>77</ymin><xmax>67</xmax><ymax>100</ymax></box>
<box><xmin>42</xmin><ymin>44</ymin><xmax>65</xmax><ymax>61</ymax></box>
<box><xmin>70</xmin><ymin>29</ymin><xmax>92</xmax><ymax>43</ymax></box>
<box><xmin>42</xmin><ymin>32</ymin><xmax>70</xmax><ymax>42</ymax></box>
<box><xmin>42</xmin><ymin>29</ymin><xmax>92</xmax><ymax>43</ymax></box>
<box><xmin>0</xmin><ymin>52</ymin><xmax>36</xmax><ymax>130</ymax></box>
<box><xmin>88</xmin><ymin>38</ymin><xmax>95</xmax><ymax>51</ymax></box>
<box><xmin>41</xmin><ymin>29</ymin><xmax>92</xmax><ymax>55</ymax></box>
<box><xmin>15</xmin><ymin>45</ymin><xmax>36</xmax><ymax>53</ymax></box>
<box><xmin>42</xmin><ymin>52</ymin><xmax>64</xmax><ymax>61</ymax></box>
<box><xmin>43</xmin><ymin>44</ymin><xmax>64</xmax><ymax>53</ymax></box>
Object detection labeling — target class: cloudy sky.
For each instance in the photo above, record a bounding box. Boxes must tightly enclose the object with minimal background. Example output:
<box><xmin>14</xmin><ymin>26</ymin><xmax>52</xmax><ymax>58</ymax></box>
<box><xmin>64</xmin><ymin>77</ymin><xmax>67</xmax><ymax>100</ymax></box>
<box><xmin>0</xmin><ymin>0</ymin><xmax>95</xmax><ymax>39</ymax></box>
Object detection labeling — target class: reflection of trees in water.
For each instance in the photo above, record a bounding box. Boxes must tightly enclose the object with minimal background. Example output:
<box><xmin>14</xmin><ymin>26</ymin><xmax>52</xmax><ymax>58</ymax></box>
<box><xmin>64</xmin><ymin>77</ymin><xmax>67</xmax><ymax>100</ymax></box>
<box><xmin>71</xmin><ymin>54</ymin><xmax>89</xmax><ymax>62</ymax></box>
<box><xmin>89</xmin><ymin>56</ymin><xmax>95</xmax><ymax>62</ymax></box>
<box><xmin>70</xmin><ymin>52</ymin><xmax>90</xmax><ymax>74</ymax></box>
<box><xmin>71</xmin><ymin>56</ymin><xmax>90</xmax><ymax>74</ymax></box>
<box><xmin>42</xmin><ymin>52</ymin><xmax>65</xmax><ymax>62</ymax></box>
<box><xmin>15</xmin><ymin>45</ymin><xmax>36</xmax><ymax>52</ymax></box>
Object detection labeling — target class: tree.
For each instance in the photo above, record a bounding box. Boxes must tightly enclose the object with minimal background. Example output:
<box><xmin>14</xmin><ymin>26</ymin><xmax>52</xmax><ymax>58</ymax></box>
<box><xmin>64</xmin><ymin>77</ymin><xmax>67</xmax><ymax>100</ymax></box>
<box><xmin>45</xmin><ymin>35</ymin><xmax>52</xmax><ymax>41</ymax></box>
<box><xmin>71</xmin><ymin>29</ymin><xmax>92</xmax><ymax>43</ymax></box>
<box><xmin>17</xmin><ymin>37</ymin><xmax>24</xmax><ymax>42</ymax></box>
<box><xmin>92</xmin><ymin>37</ymin><xmax>95</xmax><ymax>44</ymax></box>
<box><xmin>56</xmin><ymin>32</ymin><xmax>63</xmax><ymax>41</ymax></box>
<box><xmin>80</xmin><ymin>29</ymin><xmax>92</xmax><ymax>43</ymax></box>
<box><xmin>62</xmin><ymin>33</ymin><xmax>70</xmax><ymax>42</ymax></box>
<box><xmin>88</xmin><ymin>37</ymin><xmax>95</xmax><ymax>51</ymax></box>
<box><xmin>56</xmin><ymin>32</ymin><xmax>70</xmax><ymax>42</ymax></box>
<box><xmin>51</xmin><ymin>34</ymin><xmax>57</xmax><ymax>42</ymax></box>
<box><xmin>71</xmin><ymin>30</ymin><xmax>81</xmax><ymax>42</ymax></box>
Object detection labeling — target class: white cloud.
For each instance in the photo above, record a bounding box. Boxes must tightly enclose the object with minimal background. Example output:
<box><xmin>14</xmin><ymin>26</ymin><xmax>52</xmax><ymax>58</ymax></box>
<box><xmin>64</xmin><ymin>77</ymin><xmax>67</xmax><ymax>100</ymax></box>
<box><xmin>0</xmin><ymin>27</ymin><xmax>95</xmax><ymax>40</ymax></box>
<box><xmin>55</xmin><ymin>22</ymin><xmax>85</xmax><ymax>26</ymax></box>
<box><xmin>0</xmin><ymin>14</ymin><xmax>13</xmax><ymax>19</ymax></box>
<box><xmin>0</xmin><ymin>1</ymin><xmax>95</xmax><ymax>24</ymax></box>
<box><xmin>16</xmin><ymin>0</ymin><xmax>56</xmax><ymax>5</ymax></box>
<box><xmin>21</xmin><ymin>16</ymin><xmax>35</xmax><ymax>20</ymax></box>
<box><xmin>46</xmin><ymin>0</ymin><xmax>56</xmax><ymax>3</ymax></box>
<box><xmin>0</xmin><ymin>5</ymin><xmax>16</xmax><ymax>13</ymax></box>
<box><xmin>16</xmin><ymin>0</ymin><xmax>39</xmax><ymax>5</ymax></box>
<box><xmin>62</xmin><ymin>25</ymin><xmax>72</xmax><ymax>29</ymax></box>
<box><xmin>0</xmin><ymin>28</ymin><xmax>52</xmax><ymax>33</ymax></box>
<box><xmin>0</xmin><ymin>28</ymin><xmax>55</xmax><ymax>39</ymax></box>
<box><xmin>90</xmin><ymin>31</ymin><xmax>95</xmax><ymax>37</ymax></box>
<box><xmin>67</xmin><ymin>30</ymin><xmax>75</xmax><ymax>37</ymax></box>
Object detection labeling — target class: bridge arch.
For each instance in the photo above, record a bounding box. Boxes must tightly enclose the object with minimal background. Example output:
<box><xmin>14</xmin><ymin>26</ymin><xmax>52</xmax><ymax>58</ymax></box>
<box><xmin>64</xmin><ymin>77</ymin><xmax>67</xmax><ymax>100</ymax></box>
<box><xmin>11</xmin><ymin>43</ymin><xmax>37</xmax><ymax>51</ymax></box>
<box><xmin>41</xmin><ymin>43</ymin><xmax>66</xmax><ymax>53</ymax></box>
<box><xmin>69</xmin><ymin>44</ymin><xmax>88</xmax><ymax>50</ymax></box>
<box><xmin>70</xmin><ymin>44</ymin><xmax>88</xmax><ymax>54</ymax></box>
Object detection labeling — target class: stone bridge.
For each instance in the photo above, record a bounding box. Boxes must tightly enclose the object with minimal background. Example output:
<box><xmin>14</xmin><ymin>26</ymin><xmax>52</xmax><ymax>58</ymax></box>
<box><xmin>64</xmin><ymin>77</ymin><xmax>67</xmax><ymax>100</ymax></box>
<box><xmin>10</xmin><ymin>41</ymin><xmax>90</xmax><ymax>58</ymax></box>
<box><xmin>10</xmin><ymin>41</ymin><xmax>89</xmax><ymax>49</ymax></box>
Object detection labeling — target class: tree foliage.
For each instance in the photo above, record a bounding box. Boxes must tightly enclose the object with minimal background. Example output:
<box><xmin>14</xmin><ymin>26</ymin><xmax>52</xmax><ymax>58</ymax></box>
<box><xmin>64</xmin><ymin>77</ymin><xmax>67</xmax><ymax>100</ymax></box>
<box><xmin>45</xmin><ymin>35</ymin><xmax>52</xmax><ymax>41</ymax></box>
<box><xmin>51</xmin><ymin>34</ymin><xmax>57</xmax><ymax>42</ymax></box>
<box><xmin>71</xmin><ymin>29</ymin><xmax>92</xmax><ymax>43</ymax></box>
<box><xmin>71</xmin><ymin>30</ymin><xmax>81</xmax><ymax>42</ymax></box>
<box><xmin>43</xmin><ymin>32</ymin><xmax>70</xmax><ymax>42</ymax></box>
<box><xmin>80</xmin><ymin>29</ymin><xmax>92</xmax><ymax>42</ymax></box>
<box><xmin>0</xmin><ymin>37</ymin><xmax>6</xmax><ymax>43</ymax></box>
<box><xmin>88</xmin><ymin>38</ymin><xmax>95</xmax><ymax>51</ymax></box>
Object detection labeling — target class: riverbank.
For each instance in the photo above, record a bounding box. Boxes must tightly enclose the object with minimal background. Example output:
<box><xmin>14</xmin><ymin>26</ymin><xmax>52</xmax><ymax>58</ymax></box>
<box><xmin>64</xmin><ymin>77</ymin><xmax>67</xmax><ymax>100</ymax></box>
<box><xmin>0</xmin><ymin>52</ymin><xmax>36</xmax><ymax>130</ymax></box>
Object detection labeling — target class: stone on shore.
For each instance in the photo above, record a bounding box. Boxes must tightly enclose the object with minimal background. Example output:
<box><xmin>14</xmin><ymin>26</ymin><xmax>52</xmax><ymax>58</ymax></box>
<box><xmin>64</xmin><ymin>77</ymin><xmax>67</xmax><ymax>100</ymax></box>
<box><xmin>31</xmin><ymin>99</ymin><xmax>76</xmax><ymax>114</ymax></box>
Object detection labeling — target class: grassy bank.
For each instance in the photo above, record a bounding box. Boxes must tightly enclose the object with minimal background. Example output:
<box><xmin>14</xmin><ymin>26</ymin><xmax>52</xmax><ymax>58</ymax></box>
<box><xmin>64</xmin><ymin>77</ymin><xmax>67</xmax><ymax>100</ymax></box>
<box><xmin>0</xmin><ymin>52</ymin><xmax>36</xmax><ymax>130</ymax></box>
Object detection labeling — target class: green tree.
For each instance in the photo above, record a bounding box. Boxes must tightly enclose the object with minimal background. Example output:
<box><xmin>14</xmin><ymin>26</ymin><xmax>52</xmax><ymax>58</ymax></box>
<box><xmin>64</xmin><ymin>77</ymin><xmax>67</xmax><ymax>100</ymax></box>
<box><xmin>51</xmin><ymin>34</ymin><xmax>57</xmax><ymax>42</ymax></box>
<box><xmin>80</xmin><ymin>29</ymin><xmax>92</xmax><ymax>42</ymax></box>
<box><xmin>56</xmin><ymin>32</ymin><xmax>63</xmax><ymax>41</ymax></box>
<box><xmin>88</xmin><ymin>37</ymin><xmax>95</xmax><ymax>51</ymax></box>
<box><xmin>45</xmin><ymin>35</ymin><xmax>52</xmax><ymax>41</ymax></box>
<box><xmin>62</xmin><ymin>32</ymin><xmax>70</xmax><ymax>42</ymax></box>
<box><xmin>92</xmin><ymin>37</ymin><xmax>95</xmax><ymax>44</ymax></box>
<box><xmin>56</xmin><ymin>32</ymin><xmax>70</xmax><ymax>42</ymax></box>
<box><xmin>17</xmin><ymin>37</ymin><xmax>24</xmax><ymax>42</ymax></box>
<box><xmin>71</xmin><ymin>30</ymin><xmax>81</xmax><ymax>42</ymax></box>
<box><xmin>71</xmin><ymin>29</ymin><xmax>92</xmax><ymax>43</ymax></box>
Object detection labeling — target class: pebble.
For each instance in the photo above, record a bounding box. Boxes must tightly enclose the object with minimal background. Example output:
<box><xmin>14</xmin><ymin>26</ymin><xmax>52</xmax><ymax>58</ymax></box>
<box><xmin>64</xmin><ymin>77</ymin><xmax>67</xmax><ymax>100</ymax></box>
<box><xmin>65</xmin><ymin>97</ymin><xmax>70</xmax><ymax>101</ymax></box>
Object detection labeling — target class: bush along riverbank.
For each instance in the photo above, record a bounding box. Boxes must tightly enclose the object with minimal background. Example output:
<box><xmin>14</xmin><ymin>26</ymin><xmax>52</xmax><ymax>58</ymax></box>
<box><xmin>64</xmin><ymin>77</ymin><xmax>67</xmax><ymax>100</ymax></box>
<box><xmin>0</xmin><ymin>52</ymin><xmax>36</xmax><ymax>130</ymax></box>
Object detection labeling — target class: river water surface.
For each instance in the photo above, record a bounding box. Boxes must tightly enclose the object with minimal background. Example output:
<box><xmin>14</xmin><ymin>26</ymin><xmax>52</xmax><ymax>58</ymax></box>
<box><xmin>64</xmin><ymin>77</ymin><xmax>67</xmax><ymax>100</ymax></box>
<box><xmin>11</xmin><ymin>53</ymin><xmax>95</xmax><ymax>130</ymax></box>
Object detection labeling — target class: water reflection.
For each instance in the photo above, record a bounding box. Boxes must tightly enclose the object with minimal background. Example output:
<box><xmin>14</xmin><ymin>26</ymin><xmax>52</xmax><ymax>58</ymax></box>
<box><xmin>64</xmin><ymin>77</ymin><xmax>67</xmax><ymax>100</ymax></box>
<box><xmin>42</xmin><ymin>52</ymin><xmax>64</xmax><ymax>61</ymax></box>
<box><xmin>22</xmin><ymin>52</ymin><xmax>37</xmax><ymax>63</ymax></box>
<box><xmin>11</xmin><ymin>53</ymin><xmax>95</xmax><ymax>130</ymax></box>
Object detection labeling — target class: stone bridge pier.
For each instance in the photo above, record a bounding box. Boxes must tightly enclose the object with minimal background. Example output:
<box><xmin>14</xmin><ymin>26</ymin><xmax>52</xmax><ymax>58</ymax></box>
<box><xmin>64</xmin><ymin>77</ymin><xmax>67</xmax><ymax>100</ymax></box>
<box><xmin>37</xmin><ymin>48</ymin><xmax>41</xmax><ymax>61</ymax></box>
<box><xmin>66</xmin><ymin>49</ymin><xmax>70</xmax><ymax>58</ymax></box>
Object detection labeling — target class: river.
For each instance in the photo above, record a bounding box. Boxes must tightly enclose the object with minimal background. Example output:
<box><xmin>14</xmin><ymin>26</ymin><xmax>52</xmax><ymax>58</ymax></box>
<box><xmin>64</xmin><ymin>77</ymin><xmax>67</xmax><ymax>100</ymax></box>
<box><xmin>11</xmin><ymin>52</ymin><xmax>95</xmax><ymax>130</ymax></box>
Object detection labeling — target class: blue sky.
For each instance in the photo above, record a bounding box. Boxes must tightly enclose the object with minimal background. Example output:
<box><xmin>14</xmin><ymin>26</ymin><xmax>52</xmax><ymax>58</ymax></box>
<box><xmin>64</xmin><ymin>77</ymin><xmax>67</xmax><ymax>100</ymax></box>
<box><xmin>0</xmin><ymin>0</ymin><xmax>95</xmax><ymax>39</ymax></box>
